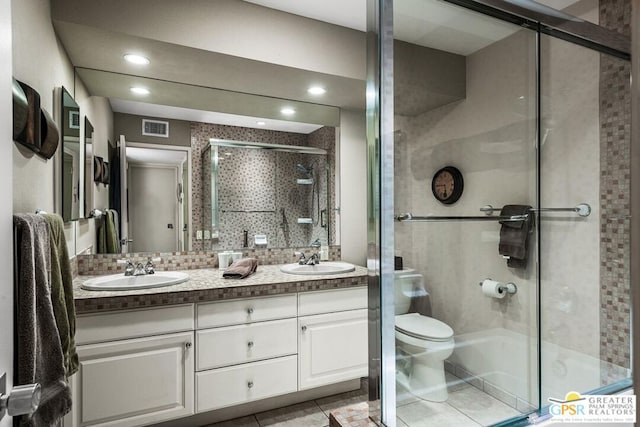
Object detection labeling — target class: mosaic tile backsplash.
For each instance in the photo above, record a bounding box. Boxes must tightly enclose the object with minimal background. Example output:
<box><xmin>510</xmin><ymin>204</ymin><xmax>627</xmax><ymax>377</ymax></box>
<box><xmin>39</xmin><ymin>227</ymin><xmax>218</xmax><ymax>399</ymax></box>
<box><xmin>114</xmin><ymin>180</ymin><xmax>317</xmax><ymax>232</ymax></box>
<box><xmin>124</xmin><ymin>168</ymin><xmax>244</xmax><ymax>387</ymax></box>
<box><xmin>77</xmin><ymin>246</ymin><xmax>341</xmax><ymax>276</ymax></box>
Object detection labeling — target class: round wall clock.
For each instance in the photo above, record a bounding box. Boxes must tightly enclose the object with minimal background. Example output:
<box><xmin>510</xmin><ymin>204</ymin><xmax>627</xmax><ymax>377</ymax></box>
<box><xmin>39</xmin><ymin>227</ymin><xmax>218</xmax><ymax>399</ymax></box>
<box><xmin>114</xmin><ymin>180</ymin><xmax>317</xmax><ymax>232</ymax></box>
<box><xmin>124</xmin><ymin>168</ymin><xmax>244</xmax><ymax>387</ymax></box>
<box><xmin>431</xmin><ymin>166</ymin><xmax>464</xmax><ymax>204</ymax></box>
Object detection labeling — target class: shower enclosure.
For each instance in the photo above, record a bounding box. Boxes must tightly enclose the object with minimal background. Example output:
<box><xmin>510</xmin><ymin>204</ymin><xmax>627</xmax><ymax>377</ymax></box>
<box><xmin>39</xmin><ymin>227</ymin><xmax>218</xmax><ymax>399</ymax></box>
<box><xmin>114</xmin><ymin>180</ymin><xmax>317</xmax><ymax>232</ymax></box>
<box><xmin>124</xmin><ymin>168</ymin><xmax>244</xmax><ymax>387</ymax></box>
<box><xmin>366</xmin><ymin>0</ymin><xmax>631</xmax><ymax>425</ymax></box>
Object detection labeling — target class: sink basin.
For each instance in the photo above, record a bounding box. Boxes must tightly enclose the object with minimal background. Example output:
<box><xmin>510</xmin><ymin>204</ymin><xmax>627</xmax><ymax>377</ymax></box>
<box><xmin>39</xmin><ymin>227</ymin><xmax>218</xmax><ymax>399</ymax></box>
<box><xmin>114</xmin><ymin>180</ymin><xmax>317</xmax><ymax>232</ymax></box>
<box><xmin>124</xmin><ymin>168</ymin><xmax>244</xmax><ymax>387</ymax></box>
<box><xmin>81</xmin><ymin>271</ymin><xmax>190</xmax><ymax>291</ymax></box>
<box><xmin>280</xmin><ymin>261</ymin><xmax>355</xmax><ymax>275</ymax></box>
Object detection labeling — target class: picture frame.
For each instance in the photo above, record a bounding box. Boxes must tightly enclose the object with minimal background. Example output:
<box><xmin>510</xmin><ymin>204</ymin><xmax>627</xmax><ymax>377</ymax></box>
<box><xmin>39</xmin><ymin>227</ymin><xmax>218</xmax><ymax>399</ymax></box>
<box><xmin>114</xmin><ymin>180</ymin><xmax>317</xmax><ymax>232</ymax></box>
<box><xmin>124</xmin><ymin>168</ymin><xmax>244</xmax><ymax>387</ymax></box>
<box><xmin>69</xmin><ymin>110</ymin><xmax>80</xmax><ymax>129</ymax></box>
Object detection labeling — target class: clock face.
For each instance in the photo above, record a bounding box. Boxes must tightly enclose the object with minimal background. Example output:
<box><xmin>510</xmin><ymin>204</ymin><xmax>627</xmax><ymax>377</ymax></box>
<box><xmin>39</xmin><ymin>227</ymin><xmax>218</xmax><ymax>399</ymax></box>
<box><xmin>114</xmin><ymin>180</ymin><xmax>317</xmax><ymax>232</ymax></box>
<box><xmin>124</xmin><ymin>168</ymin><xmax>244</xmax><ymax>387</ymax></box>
<box><xmin>431</xmin><ymin>166</ymin><xmax>463</xmax><ymax>204</ymax></box>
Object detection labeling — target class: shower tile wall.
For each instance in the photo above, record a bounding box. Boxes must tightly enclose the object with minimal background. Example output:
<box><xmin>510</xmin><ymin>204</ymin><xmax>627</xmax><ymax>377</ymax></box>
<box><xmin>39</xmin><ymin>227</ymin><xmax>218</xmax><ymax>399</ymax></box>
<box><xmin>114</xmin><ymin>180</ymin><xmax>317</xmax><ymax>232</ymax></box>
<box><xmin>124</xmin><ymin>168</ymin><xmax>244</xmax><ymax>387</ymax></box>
<box><xmin>599</xmin><ymin>0</ymin><xmax>631</xmax><ymax>372</ymax></box>
<box><xmin>191</xmin><ymin>122</ymin><xmax>335</xmax><ymax>251</ymax></box>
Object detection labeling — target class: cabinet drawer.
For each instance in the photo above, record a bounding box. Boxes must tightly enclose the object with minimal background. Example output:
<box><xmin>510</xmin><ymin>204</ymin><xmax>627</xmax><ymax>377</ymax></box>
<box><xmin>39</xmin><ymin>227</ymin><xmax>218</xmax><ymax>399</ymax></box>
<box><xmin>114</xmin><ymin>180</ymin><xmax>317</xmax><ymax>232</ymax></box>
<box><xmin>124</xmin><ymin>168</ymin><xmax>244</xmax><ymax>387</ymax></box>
<box><xmin>196</xmin><ymin>355</ymin><xmax>297</xmax><ymax>412</ymax></box>
<box><xmin>196</xmin><ymin>294</ymin><xmax>297</xmax><ymax>329</ymax></box>
<box><xmin>196</xmin><ymin>318</ymin><xmax>297</xmax><ymax>371</ymax></box>
<box><xmin>298</xmin><ymin>287</ymin><xmax>367</xmax><ymax>316</ymax></box>
<box><xmin>76</xmin><ymin>304</ymin><xmax>194</xmax><ymax>345</ymax></box>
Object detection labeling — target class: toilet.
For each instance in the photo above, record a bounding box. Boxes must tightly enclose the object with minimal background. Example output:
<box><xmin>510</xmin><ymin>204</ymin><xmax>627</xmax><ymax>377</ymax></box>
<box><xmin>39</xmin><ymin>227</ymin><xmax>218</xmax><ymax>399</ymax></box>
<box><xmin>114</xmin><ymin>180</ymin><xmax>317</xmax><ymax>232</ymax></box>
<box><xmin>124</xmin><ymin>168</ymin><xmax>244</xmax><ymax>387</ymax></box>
<box><xmin>394</xmin><ymin>269</ymin><xmax>454</xmax><ymax>402</ymax></box>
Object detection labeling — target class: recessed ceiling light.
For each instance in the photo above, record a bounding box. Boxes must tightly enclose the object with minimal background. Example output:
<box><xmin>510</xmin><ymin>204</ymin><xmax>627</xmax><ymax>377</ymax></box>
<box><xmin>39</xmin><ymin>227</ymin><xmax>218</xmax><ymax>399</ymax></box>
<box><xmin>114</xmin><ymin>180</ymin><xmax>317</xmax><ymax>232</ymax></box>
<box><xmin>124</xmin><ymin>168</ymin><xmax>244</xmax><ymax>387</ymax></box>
<box><xmin>281</xmin><ymin>108</ymin><xmax>295</xmax><ymax>116</ymax></box>
<box><xmin>123</xmin><ymin>54</ymin><xmax>150</xmax><ymax>65</ymax></box>
<box><xmin>130</xmin><ymin>87</ymin><xmax>150</xmax><ymax>95</ymax></box>
<box><xmin>307</xmin><ymin>86</ymin><xmax>326</xmax><ymax>95</ymax></box>
<box><xmin>256</xmin><ymin>121</ymin><xmax>266</xmax><ymax>126</ymax></box>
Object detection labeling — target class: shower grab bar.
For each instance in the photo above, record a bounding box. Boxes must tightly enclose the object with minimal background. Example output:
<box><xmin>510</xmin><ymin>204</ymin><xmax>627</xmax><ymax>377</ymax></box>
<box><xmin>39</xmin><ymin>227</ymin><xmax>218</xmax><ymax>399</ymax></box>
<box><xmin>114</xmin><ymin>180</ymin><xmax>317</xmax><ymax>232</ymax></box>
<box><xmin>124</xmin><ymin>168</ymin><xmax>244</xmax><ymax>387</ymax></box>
<box><xmin>480</xmin><ymin>203</ymin><xmax>591</xmax><ymax>217</ymax></box>
<box><xmin>395</xmin><ymin>213</ymin><xmax>529</xmax><ymax>222</ymax></box>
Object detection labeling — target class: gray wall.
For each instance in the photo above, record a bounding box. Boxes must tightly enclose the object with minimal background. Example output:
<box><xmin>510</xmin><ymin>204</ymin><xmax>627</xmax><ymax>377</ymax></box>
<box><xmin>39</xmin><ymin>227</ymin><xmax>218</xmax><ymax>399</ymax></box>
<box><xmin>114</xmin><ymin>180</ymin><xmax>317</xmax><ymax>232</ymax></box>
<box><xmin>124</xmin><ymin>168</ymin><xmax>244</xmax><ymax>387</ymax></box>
<box><xmin>114</xmin><ymin>113</ymin><xmax>191</xmax><ymax>146</ymax></box>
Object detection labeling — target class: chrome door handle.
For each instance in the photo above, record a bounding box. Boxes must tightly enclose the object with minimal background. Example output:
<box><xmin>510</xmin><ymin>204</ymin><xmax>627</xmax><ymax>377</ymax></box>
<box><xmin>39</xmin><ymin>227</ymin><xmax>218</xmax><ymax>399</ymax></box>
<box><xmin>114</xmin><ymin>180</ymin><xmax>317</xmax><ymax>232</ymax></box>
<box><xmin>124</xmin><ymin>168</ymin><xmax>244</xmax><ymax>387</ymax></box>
<box><xmin>247</xmin><ymin>341</ymin><xmax>254</xmax><ymax>348</ymax></box>
<box><xmin>301</xmin><ymin>325</ymin><xmax>307</xmax><ymax>332</ymax></box>
<box><xmin>0</xmin><ymin>374</ymin><xmax>41</xmax><ymax>420</ymax></box>
<box><xmin>247</xmin><ymin>381</ymin><xmax>254</xmax><ymax>389</ymax></box>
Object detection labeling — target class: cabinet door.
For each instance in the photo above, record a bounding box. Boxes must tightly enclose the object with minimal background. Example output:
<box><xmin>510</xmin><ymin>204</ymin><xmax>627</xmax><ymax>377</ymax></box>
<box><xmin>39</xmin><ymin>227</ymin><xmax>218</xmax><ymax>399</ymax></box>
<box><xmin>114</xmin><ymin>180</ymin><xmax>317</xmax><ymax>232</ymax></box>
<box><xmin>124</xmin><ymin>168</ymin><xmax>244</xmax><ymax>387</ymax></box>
<box><xmin>298</xmin><ymin>309</ymin><xmax>368</xmax><ymax>390</ymax></box>
<box><xmin>69</xmin><ymin>332</ymin><xmax>194</xmax><ymax>427</ymax></box>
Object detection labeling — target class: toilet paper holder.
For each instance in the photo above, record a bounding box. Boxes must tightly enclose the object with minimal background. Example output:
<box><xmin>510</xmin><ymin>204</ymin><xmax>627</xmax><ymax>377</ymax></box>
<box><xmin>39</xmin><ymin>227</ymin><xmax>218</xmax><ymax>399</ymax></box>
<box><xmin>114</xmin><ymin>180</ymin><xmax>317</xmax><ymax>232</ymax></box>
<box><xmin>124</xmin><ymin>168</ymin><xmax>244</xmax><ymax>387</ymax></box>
<box><xmin>478</xmin><ymin>279</ymin><xmax>517</xmax><ymax>295</ymax></box>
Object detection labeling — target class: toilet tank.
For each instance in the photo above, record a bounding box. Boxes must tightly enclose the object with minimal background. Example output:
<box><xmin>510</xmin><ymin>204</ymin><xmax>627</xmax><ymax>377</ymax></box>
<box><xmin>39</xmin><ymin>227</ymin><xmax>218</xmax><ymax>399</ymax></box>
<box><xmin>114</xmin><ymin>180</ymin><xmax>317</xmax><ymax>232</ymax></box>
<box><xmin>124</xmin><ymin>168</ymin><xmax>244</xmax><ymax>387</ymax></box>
<box><xmin>394</xmin><ymin>269</ymin><xmax>426</xmax><ymax>315</ymax></box>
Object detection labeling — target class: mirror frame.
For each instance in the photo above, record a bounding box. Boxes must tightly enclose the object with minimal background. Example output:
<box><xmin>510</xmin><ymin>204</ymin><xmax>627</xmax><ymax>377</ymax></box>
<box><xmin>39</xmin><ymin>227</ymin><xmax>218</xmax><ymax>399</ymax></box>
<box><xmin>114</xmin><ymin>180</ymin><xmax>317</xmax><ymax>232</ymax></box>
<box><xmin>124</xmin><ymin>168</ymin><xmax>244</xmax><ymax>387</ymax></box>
<box><xmin>60</xmin><ymin>86</ymin><xmax>81</xmax><ymax>222</ymax></box>
<box><xmin>84</xmin><ymin>117</ymin><xmax>94</xmax><ymax>218</ymax></box>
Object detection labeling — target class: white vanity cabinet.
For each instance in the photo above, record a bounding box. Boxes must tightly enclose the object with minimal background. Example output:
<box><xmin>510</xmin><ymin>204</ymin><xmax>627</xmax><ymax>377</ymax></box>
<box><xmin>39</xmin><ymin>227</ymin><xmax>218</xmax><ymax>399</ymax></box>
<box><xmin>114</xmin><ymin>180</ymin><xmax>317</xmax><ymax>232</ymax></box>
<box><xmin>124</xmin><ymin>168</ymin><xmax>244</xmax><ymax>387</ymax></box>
<box><xmin>67</xmin><ymin>305</ymin><xmax>195</xmax><ymax>427</ymax></box>
<box><xmin>298</xmin><ymin>287</ymin><xmax>368</xmax><ymax>390</ymax></box>
<box><xmin>67</xmin><ymin>285</ymin><xmax>368</xmax><ymax>426</ymax></box>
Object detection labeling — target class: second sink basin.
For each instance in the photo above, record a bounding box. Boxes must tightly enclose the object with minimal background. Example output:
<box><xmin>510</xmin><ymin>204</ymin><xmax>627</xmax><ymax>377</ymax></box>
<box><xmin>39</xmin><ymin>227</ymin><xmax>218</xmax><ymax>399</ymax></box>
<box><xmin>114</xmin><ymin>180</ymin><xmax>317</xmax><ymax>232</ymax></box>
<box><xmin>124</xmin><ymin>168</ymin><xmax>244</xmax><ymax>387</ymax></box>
<box><xmin>280</xmin><ymin>261</ymin><xmax>355</xmax><ymax>275</ymax></box>
<box><xmin>81</xmin><ymin>271</ymin><xmax>190</xmax><ymax>291</ymax></box>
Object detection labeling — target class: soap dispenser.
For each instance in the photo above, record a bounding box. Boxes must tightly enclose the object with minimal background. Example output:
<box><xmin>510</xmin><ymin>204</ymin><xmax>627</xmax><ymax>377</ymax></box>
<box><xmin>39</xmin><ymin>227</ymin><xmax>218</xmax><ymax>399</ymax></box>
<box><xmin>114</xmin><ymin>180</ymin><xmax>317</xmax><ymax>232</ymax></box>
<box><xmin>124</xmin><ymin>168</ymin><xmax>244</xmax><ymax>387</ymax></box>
<box><xmin>320</xmin><ymin>244</ymin><xmax>329</xmax><ymax>261</ymax></box>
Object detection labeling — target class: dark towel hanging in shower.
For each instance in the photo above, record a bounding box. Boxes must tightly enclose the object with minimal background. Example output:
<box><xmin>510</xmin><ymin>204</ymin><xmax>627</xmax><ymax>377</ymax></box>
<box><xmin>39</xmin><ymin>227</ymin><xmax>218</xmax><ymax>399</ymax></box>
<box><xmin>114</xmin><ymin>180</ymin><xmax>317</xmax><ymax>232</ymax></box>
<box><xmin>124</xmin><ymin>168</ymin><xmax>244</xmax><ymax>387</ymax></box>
<box><xmin>498</xmin><ymin>205</ymin><xmax>533</xmax><ymax>269</ymax></box>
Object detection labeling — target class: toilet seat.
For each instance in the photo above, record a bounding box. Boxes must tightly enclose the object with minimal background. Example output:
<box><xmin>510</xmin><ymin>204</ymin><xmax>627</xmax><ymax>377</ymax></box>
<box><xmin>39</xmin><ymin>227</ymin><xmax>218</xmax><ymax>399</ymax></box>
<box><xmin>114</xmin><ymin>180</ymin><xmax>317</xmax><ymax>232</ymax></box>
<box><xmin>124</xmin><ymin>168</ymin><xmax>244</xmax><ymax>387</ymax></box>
<box><xmin>395</xmin><ymin>313</ymin><xmax>453</xmax><ymax>342</ymax></box>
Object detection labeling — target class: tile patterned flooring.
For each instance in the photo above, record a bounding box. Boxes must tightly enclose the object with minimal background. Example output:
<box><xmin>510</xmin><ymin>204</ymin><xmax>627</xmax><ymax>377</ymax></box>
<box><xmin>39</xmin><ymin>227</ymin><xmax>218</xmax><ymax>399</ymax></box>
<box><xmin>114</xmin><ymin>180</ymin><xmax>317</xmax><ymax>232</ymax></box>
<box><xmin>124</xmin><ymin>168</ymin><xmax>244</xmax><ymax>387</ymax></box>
<box><xmin>202</xmin><ymin>373</ymin><xmax>523</xmax><ymax>427</ymax></box>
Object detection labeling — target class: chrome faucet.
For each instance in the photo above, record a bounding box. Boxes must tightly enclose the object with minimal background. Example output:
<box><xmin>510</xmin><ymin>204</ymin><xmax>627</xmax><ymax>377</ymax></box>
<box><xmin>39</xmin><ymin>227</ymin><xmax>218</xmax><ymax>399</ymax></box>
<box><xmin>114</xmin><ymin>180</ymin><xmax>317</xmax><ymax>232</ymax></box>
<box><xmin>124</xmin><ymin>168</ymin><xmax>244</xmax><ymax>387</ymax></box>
<box><xmin>133</xmin><ymin>262</ymin><xmax>146</xmax><ymax>276</ymax></box>
<box><xmin>144</xmin><ymin>258</ymin><xmax>155</xmax><ymax>275</ymax></box>
<box><xmin>305</xmin><ymin>252</ymin><xmax>320</xmax><ymax>265</ymax></box>
<box><xmin>310</xmin><ymin>238</ymin><xmax>321</xmax><ymax>249</ymax></box>
<box><xmin>123</xmin><ymin>260</ymin><xmax>135</xmax><ymax>276</ymax></box>
<box><xmin>295</xmin><ymin>251</ymin><xmax>307</xmax><ymax>265</ymax></box>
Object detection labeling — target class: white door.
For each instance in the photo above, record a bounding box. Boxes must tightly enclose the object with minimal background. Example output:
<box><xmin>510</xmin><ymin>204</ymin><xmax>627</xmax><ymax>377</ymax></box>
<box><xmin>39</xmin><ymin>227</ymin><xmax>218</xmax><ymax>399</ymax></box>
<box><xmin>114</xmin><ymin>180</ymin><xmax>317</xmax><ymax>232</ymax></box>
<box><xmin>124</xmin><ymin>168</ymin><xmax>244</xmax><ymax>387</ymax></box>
<box><xmin>0</xmin><ymin>0</ymin><xmax>13</xmax><ymax>425</ymax></box>
<box><xmin>69</xmin><ymin>332</ymin><xmax>194</xmax><ymax>427</ymax></box>
<box><xmin>298</xmin><ymin>309</ymin><xmax>368</xmax><ymax>390</ymax></box>
<box><xmin>119</xmin><ymin>135</ymin><xmax>129</xmax><ymax>253</ymax></box>
<box><xmin>128</xmin><ymin>165</ymin><xmax>179</xmax><ymax>252</ymax></box>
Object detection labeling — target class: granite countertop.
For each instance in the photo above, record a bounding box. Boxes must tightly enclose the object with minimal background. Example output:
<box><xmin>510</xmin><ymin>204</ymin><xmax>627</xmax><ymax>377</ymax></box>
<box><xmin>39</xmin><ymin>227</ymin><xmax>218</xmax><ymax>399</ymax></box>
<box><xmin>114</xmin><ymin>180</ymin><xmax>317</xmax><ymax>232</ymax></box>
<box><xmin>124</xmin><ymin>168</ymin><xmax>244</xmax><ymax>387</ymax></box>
<box><xmin>73</xmin><ymin>264</ymin><xmax>368</xmax><ymax>314</ymax></box>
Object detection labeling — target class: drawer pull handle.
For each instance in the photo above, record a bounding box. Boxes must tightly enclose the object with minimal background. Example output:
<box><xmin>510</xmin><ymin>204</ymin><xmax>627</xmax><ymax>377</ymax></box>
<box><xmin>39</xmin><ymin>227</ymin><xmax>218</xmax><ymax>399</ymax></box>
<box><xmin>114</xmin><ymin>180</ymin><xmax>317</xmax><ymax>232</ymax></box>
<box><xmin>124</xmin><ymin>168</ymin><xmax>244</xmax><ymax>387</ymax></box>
<box><xmin>185</xmin><ymin>342</ymin><xmax>192</xmax><ymax>349</ymax></box>
<box><xmin>247</xmin><ymin>381</ymin><xmax>254</xmax><ymax>389</ymax></box>
<box><xmin>247</xmin><ymin>308</ymin><xmax>254</xmax><ymax>315</ymax></box>
<box><xmin>247</xmin><ymin>341</ymin><xmax>254</xmax><ymax>348</ymax></box>
<box><xmin>301</xmin><ymin>325</ymin><xmax>307</xmax><ymax>332</ymax></box>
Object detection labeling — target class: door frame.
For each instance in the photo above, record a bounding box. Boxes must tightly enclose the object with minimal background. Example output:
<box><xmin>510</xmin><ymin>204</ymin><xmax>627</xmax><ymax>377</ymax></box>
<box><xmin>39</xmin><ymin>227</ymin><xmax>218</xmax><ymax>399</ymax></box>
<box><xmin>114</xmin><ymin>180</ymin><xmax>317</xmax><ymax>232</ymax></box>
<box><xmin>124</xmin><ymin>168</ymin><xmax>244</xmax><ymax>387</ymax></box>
<box><xmin>125</xmin><ymin>142</ymin><xmax>193</xmax><ymax>252</ymax></box>
<box><xmin>0</xmin><ymin>0</ymin><xmax>13</xmax><ymax>425</ymax></box>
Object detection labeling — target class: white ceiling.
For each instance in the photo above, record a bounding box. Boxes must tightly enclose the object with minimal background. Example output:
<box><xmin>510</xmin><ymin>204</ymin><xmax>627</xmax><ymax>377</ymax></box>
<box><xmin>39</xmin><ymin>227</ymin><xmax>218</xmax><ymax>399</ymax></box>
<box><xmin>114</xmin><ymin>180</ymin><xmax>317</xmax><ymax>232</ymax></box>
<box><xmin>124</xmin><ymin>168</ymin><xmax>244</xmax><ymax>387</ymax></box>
<box><xmin>55</xmin><ymin>0</ymin><xmax>584</xmax><ymax>129</ymax></box>
<box><xmin>243</xmin><ymin>0</ymin><xmax>367</xmax><ymax>31</ymax></box>
<box><xmin>111</xmin><ymin>99</ymin><xmax>323</xmax><ymax>134</ymax></box>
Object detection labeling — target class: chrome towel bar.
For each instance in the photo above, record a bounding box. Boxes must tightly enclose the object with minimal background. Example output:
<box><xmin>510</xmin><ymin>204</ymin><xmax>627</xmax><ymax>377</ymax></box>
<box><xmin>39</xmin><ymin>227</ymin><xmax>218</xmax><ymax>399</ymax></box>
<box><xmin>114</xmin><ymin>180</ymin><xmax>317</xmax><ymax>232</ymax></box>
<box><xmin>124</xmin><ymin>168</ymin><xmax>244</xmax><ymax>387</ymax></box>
<box><xmin>395</xmin><ymin>213</ymin><xmax>529</xmax><ymax>222</ymax></box>
<box><xmin>480</xmin><ymin>203</ymin><xmax>591</xmax><ymax>217</ymax></box>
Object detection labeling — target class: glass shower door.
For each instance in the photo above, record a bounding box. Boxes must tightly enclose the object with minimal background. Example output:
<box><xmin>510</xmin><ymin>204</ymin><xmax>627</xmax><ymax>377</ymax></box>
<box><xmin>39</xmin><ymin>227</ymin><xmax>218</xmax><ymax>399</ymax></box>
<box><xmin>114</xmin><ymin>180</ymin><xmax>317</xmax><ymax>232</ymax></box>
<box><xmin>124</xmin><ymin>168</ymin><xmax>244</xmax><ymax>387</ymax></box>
<box><xmin>539</xmin><ymin>33</ymin><xmax>632</xmax><ymax>406</ymax></box>
<box><xmin>390</xmin><ymin>1</ymin><xmax>539</xmax><ymax>425</ymax></box>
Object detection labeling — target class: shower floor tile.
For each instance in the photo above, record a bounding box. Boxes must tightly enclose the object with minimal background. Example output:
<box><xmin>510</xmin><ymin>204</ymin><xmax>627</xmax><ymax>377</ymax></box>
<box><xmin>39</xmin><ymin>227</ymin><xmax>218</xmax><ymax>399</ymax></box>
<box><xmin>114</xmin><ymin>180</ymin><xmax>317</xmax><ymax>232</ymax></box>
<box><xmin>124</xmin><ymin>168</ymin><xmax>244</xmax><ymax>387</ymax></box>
<box><xmin>446</xmin><ymin>386</ymin><xmax>521</xmax><ymax>426</ymax></box>
<box><xmin>396</xmin><ymin>374</ymin><xmax>522</xmax><ymax>427</ymax></box>
<box><xmin>397</xmin><ymin>399</ymin><xmax>480</xmax><ymax>427</ymax></box>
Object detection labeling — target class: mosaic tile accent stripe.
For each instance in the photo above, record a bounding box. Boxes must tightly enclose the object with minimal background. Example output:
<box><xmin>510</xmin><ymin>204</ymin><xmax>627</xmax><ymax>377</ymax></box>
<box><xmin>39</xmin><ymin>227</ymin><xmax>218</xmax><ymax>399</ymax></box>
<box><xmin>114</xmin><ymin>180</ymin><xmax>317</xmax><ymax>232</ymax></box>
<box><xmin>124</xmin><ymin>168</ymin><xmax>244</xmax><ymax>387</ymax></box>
<box><xmin>73</xmin><ymin>263</ymin><xmax>365</xmax><ymax>314</ymax></box>
<box><xmin>599</xmin><ymin>0</ymin><xmax>631</xmax><ymax>371</ymax></box>
<box><xmin>77</xmin><ymin>246</ymin><xmax>341</xmax><ymax>276</ymax></box>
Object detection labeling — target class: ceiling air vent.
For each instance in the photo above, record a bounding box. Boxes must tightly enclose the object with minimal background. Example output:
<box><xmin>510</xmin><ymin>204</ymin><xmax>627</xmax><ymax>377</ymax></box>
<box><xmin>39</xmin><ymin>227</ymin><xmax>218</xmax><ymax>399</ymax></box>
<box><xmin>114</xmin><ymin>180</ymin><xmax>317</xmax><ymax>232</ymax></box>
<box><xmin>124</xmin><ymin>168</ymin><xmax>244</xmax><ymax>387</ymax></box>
<box><xmin>142</xmin><ymin>119</ymin><xmax>169</xmax><ymax>138</ymax></box>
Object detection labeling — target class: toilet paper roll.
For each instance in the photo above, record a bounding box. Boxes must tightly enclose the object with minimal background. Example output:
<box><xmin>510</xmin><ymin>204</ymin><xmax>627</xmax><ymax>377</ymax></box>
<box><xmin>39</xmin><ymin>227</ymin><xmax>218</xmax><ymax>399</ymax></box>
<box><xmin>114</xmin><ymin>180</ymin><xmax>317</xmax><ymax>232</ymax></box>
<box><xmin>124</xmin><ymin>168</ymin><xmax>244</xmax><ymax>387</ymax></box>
<box><xmin>481</xmin><ymin>279</ymin><xmax>506</xmax><ymax>299</ymax></box>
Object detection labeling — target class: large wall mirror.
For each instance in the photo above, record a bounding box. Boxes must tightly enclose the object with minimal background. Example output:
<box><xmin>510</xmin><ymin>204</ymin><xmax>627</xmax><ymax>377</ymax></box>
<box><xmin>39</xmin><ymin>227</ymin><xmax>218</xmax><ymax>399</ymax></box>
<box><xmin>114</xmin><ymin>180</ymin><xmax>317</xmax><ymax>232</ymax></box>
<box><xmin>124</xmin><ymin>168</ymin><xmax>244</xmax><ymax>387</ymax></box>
<box><xmin>51</xmin><ymin>1</ymin><xmax>358</xmax><ymax>254</ymax></box>
<box><xmin>84</xmin><ymin>118</ymin><xmax>94</xmax><ymax>218</ymax></box>
<box><xmin>60</xmin><ymin>87</ymin><xmax>80</xmax><ymax>222</ymax></box>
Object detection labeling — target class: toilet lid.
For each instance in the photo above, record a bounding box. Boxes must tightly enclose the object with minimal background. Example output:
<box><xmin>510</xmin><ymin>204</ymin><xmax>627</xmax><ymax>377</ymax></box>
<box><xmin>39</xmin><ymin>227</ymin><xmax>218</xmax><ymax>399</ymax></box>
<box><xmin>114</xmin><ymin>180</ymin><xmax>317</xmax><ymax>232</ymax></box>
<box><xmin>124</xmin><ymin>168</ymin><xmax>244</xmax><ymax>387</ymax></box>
<box><xmin>395</xmin><ymin>313</ymin><xmax>453</xmax><ymax>341</ymax></box>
